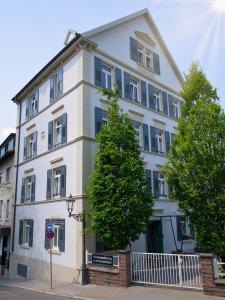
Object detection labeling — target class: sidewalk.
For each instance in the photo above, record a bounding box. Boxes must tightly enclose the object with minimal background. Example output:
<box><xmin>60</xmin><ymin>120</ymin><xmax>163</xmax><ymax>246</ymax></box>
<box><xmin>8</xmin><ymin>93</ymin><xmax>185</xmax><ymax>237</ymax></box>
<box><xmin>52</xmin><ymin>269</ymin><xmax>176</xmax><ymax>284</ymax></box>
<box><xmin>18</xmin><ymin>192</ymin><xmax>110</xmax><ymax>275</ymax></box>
<box><xmin>0</xmin><ymin>279</ymin><xmax>221</xmax><ymax>300</ymax></box>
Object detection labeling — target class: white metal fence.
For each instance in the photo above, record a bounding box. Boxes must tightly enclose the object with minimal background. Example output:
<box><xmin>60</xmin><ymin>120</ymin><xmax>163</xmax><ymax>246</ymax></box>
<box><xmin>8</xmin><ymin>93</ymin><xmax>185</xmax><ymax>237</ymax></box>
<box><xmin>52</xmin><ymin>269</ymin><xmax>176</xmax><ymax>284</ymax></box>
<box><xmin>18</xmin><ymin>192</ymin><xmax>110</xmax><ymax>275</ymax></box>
<box><xmin>214</xmin><ymin>258</ymin><xmax>225</xmax><ymax>279</ymax></box>
<box><xmin>131</xmin><ymin>252</ymin><xmax>202</xmax><ymax>289</ymax></box>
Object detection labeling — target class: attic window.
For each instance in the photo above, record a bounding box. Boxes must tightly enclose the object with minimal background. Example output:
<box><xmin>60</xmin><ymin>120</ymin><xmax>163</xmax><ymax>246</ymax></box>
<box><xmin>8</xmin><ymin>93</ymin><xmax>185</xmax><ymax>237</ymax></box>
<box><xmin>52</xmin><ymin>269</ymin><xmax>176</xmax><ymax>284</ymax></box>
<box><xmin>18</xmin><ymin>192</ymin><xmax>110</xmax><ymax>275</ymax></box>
<box><xmin>146</xmin><ymin>49</ymin><xmax>153</xmax><ymax>70</ymax></box>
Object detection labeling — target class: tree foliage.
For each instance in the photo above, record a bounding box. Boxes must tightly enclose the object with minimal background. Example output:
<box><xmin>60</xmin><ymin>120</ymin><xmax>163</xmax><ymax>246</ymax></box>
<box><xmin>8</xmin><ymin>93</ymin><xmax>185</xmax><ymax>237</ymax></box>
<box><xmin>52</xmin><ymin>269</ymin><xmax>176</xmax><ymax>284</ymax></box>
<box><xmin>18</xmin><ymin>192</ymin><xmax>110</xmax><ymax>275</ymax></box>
<box><xmin>87</xmin><ymin>88</ymin><xmax>153</xmax><ymax>250</ymax></box>
<box><xmin>165</xmin><ymin>62</ymin><xmax>225</xmax><ymax>256</ymax></box>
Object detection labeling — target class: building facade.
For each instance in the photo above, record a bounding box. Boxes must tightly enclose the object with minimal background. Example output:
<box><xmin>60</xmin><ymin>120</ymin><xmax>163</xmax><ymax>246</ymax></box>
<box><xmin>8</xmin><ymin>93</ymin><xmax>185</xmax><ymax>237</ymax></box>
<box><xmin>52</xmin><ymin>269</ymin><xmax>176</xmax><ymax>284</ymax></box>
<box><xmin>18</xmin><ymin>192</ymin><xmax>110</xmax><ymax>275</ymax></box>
<box><xmin>10</xmin><ymin>9</ymin><xmax>196</xmax><ymax>283</ymax></box>
<box><xmin>0</xmin><ymin>133</ymin><xmax>16</xmax><ymax>277</ymax></box>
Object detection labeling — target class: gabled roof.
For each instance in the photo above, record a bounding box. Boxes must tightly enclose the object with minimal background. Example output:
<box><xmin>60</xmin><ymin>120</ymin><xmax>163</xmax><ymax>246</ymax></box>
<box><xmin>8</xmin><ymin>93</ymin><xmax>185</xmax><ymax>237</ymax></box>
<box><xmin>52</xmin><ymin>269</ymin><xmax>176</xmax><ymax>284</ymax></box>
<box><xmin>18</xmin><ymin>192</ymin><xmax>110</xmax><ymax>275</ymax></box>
<box><xmin>82</xmin><ymin>8</ymin><xmax>184</xmax><ymax>85</ymax></box>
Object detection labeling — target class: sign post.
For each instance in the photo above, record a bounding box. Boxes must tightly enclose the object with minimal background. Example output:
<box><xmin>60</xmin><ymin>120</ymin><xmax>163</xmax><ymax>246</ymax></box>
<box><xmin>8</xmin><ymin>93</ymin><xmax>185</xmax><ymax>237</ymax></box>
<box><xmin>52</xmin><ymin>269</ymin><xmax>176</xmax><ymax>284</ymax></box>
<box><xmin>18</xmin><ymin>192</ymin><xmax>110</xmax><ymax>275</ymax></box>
<box><xmin>47</xmin><ymin>223</ymin><xmax>54</xmax><ymax>289</ymax></box>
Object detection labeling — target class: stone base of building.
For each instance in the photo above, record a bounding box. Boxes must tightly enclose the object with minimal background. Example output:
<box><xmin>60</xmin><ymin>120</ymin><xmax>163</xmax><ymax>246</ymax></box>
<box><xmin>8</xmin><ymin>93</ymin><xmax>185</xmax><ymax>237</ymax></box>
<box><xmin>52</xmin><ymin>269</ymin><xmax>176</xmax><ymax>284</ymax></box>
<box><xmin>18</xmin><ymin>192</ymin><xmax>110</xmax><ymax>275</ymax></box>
<box><xmin>9</xmin><ymin>254</ymin><xmax>81</xmax><ymax>283</ymax></box>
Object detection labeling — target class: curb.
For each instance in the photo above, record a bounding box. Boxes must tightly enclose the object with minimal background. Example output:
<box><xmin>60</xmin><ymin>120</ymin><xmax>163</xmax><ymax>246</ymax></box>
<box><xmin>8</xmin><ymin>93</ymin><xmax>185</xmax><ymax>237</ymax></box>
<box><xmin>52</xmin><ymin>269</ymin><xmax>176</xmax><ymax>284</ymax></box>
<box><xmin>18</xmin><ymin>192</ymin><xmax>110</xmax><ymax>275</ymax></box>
<box><xmin>0</xmin><ymin>282</ymin><xmax>100</xmax><ymax>300</ymax></box>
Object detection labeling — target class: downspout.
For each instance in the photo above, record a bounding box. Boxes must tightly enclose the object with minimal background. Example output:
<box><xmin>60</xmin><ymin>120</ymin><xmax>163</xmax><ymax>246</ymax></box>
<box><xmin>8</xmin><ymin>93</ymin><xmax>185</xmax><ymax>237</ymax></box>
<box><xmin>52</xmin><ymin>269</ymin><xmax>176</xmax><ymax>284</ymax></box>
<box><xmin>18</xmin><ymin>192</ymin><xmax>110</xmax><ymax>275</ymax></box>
<box><xmin>11</xmin><ymin>99</ymin><xmax>21</xmax><ymax>252</ymax></box>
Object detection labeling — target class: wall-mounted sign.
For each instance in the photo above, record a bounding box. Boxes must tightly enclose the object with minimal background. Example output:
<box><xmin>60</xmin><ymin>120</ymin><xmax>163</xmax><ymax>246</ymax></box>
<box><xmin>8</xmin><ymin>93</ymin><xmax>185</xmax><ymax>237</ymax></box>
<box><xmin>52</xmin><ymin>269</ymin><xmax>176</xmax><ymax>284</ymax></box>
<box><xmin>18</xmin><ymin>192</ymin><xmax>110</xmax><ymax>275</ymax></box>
<box><xmin>92</xmin><ymin>254</ymin><xmax>113</xmax><ymax>266</ymax></box>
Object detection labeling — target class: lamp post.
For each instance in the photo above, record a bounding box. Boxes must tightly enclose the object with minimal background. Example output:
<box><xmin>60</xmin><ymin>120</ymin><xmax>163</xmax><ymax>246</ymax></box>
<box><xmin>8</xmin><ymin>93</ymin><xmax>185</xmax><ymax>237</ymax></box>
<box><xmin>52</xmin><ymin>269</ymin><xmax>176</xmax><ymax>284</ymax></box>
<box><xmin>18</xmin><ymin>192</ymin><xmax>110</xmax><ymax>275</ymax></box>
<box><xmin>66</xmin><ymin>194</ymin><xmax>87</xmax><ymax>285</ymax></box>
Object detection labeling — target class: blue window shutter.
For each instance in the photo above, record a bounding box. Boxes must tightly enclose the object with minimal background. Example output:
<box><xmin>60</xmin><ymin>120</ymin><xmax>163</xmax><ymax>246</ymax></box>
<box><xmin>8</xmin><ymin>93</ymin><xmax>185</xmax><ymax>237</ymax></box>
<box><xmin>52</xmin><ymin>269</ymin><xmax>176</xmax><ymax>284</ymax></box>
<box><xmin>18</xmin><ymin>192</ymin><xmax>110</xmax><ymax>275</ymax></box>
<box><xmin>94</xmin><ymin>57</ymin><xmax>102</xmax><ymax>87</ymax></box>
<box><xmin>148</xmin><ymin>84</ymin><xmax>155</xmax><ymax>109</ymax></box>
<box><xmin>45</xmin><ymin>219</ymin><xmax>50</xmax><ymax>249</ymax></box>
<box><xmin>171</xmin><ymin>133</ymin><xmax>176</xmax><ymax>145</ymax></box>
<box><xmin>35</xmin><ymin>90</ymin><xmax>39</xmax><ymax>113</ymax></box>
<box><xmin>28</xmin><ymin>219</ymin><xmax>34</xmax><ymax>247</ymax></box>
<box><xmin>165</xmin><ymin>131</ymin><xmax>171</xmax><ymax>154</ymax></box>
<box><xmin>162</xmin><ymin>91</ymin><xmax>168</xmax><ymax>115</ymax></box>
<box><xmin>48</xmin><ymin>121</ymin><xmax>53</xmax><ymax>150</ymax></box>
<box><xmin>46</xmin><ymin>170</ymin><xmax>52</xmax><ymax>200</ymax></box>
<box><xmin>130</xmin><ymin>37</ymin><xmax>138</xmax><ymax>61</ymax></box>
<box><xmin>124</xmin><ymin>72</ymin><xmax>130</xmax><ymax>99</ymax></box>
<box><xmin>145</xmin><ymin>169</ymin><xmax>152</xmax><ymax>190</ymax></box>
<box><xmin>150</xmin><ymin>126</ymin><xmax>158</xmax><ymax>153</ymax></box>
<box><xmin>143</xmin><ymin>124</ymin><xmax>149</xmax><ymax>151</ymax></box>
<box><xmin>25</xmin><ymin>99</ymin><xmax>29</xmax><ymax>121</ymax></box>
<box><xmin>19</xmin><ymin>220</ymin><xmax>23</xmax><ymax>245</ymax></box>
<box><xmin>153</xmin><ymin>52</ymin><xmax>160</xmax><ymax>75</ymax></box>
<box><xmin>60</xmin><ymin>165</ymin><xmax>66</xmax><ymax>198</ymax></box>
<box><xmin>141</xmin><ymin>81</ymin><xmax>147</xmax><ymax>106</ymax></box>
<box><xmin>57</xmin><ymin>67</ymin><xmax>63</xmax><ymax>97</ymax></box>
<box><xmin>50</xmin><ymin>76</ymin><xmax>55</xmax><ymax>103</ymax></box>
<box><xmin>61</xmin><ymin>113</ymin><xmax>67</xmax><ymax>144</ymax></box>
<box><xmin>168</xmin><ymin>94</ymin><xmax>174</xmax><ymax>117</ymax></box>
<box><xmin>21</xmin><ymin>178</ymin><xmax>25</xmax><ymax>203</ymax></box>
<box><xmin>153</xmin><ymin>171</ymin><xmax>159</xmax><ymax>198</ymax></box>
<box><xmin>31</xmin><ymin>175</ymin><xmax>36</xmax><ymax>202</ymax></box>
<box><xmin>23</xmin><ymin>137</ymin><xmax>28</xmax><ymax>160</ymax></box>
<box><xmin>59</xmin><ymin>219</ymin><xmax>65</xmax><ymax>252</ymax></box>
<box><xmin>95</xmin><ymin>107</ymin><xmax>103</xmax><ymax>135</ymax></box>
<box><xmin>115</xmin><ymin>67</ymin><xmax>122</xmax><ymax>96</ymax></box>
<box><xmin>33</xmin><ymin>131</ymin><xmax>37</xmax><ymax>156</ymax></box>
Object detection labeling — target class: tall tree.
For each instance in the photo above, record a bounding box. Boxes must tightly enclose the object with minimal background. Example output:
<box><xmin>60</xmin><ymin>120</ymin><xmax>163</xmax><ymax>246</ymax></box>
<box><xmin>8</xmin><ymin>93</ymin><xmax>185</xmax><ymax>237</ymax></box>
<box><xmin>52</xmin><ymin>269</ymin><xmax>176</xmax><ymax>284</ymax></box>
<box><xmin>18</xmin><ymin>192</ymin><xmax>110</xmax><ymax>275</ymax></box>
<box><xmin>165</xmin><ymin>62</ymin><xmax>225</xmax><ymax>256</ymax></box>
<box><xmin>88</xmin><ymin>88</ymin><xmax>153</xmax><ymax>250</ymax></box>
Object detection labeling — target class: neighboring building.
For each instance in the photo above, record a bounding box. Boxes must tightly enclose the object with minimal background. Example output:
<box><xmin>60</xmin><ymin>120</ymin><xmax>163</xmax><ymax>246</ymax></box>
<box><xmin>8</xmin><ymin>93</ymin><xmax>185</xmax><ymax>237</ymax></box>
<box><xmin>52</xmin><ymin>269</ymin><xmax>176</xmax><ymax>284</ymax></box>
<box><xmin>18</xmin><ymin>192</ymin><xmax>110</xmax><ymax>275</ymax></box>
<box><xmin>0</xmin><ymin>133</ymin><xmax>16</xmax><ymax>277</ymax></box>
<box><xmin>10</xmin><ymin>9</ymin><xmax>196</xmax><ymax>283</ymax></box>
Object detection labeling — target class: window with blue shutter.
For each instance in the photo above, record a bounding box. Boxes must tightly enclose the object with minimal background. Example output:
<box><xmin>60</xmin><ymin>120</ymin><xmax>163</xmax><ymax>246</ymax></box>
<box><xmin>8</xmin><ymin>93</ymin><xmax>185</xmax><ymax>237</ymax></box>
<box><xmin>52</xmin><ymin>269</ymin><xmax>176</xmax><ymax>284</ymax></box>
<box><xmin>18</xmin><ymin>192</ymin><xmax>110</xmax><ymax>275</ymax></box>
<box><xmin>50</xmin><ymin>75</ymin><xmax>55</xmax><ymax>103</ymax></box>
<box><xmin>145</xmin><ymin>169</ymin><xmax>152</xmax><ymax>191</ymax></box>
<box><xmin>28</xmin><ymin>219</ymin><xmax>34</xmax><ymax>247</ymax></box>
<box><xmin>94</xmin><ymin>57</ymin><xmax>102</xmax><ymax>87</ymax></box>
<box><xmin>168</xmin><ymin>94</ymin><xmax>174</xmax><ymax>117</ymax></box>
<box><xmin>31</xmin><ymin>175</ymin><xmax>36</xmax><ymax>202</ymax></box>
<box><xmin>61</xmin><ymin>113</ymin><xmax>67</xmax><ymax>144</ymax></box>
<box><xmin>48</xmin><ymin>121</ymin><xmax>53</xmax><ymax>150</ymax></box>
<box><xmin>58</xmin><ymin>219</ymin><xmax>65</xmax><ymax>252</ymax></box>
<box><xmin>21</xmin><ymin>178</ymin><xmax>25</xmax><ymax>203</ymax></box>
<box><xmin>150</xmin><ymin>126</ymin><xmax>158</xmax><ymax>153</ymax></box>
<box><xmin>141</xmin><ymin>81</ymin><xmax>147</xmax><ymax>106</ymax></box>
<box><xmin>33</xmin><ymin>131</ymin><xmax>37</xmax><ymax>156</ymax></box>
<box><xmin>25</xmin><ymin>99</ymin><xmax>29</xmax><ymax>121</ymax></box>
<box><xmin>162</xmin><ymin>91</ymin><xmax>168</xmax><ymax>115</ymax></box>
<box><xmin>165</xmin><ymin>131</ymin><xmax>171</xmax><ymax>154</ymax></box>
<box><xmin>46</xmin><ymin>169</ymin><xmax>52</xmax><ymax>200</ymax></box>
<box><xmin>95</xmin><ymin>107</ymin><xmax>103</xmax><ymax>136</ymax></box>
<box><xmin>44</xmin><ymin>219</ymin><xmax>65</xmax><ymax>252</ymax></box>
<box><xmin>148</xmin><ymin>84</ymin><xmax>155</xmax><ymax>109</ymax></box>
<box><xmin>19</xmin><ymin>220</ymin><xmax>23</xmax><ymax>245</ymax></box>
<box><xmin>153</xmin><ymin>171</ymin><xmax>159</xmax><ymax>198</ymax></box>
<box><xmin>115</xmin><ymin>67</ymin><xmax>122</xmax><ymax>96</ymax></box>
<box><xmin>130</xmin><ymin>37</ymin><xmax>138</xmax><ymax>62</ymax></box>
<box><xmin>60</xmin><ymin>165</ymin><xmax>66</xmax><ymax>198</ymax></box>
<box><xmin>124</xmin><ymin>72</ymin><xmax>130</xmax><ymax>99</ymax></box>
<box><xmin>57</xmin><ymin>67</ymin><xmax>63</xmax><ymax>97</ymax></box>
<box><xmin>153</xmin><ymin>52</ymin><xmax>160</xmax><ymax>75</ymax></box>
<box><xmin>143</xmin><ymin>124</ymin><xmax>149</xmax><ymax>151</ymax></box>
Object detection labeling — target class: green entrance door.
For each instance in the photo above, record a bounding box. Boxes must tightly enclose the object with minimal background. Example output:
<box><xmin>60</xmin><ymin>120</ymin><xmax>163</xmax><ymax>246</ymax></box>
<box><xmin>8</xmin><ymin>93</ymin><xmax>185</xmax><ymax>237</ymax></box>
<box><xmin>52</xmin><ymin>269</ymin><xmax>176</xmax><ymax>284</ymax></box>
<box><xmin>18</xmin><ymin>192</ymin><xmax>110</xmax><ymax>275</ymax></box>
<box><xmin>146</xmin><ymin>220</ymin><xmax>164</xmax><ymax>253</ymax></box>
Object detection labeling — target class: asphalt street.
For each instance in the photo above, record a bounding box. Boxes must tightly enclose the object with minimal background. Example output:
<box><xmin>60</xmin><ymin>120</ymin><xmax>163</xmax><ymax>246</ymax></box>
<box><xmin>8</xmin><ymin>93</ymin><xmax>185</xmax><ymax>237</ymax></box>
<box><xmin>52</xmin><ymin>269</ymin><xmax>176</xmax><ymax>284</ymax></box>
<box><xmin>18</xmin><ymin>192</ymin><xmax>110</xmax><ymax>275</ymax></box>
<box><xmin>0</xmin><ymin>286</ymin><xmax>82</xmax><ymax>300</ymax></box>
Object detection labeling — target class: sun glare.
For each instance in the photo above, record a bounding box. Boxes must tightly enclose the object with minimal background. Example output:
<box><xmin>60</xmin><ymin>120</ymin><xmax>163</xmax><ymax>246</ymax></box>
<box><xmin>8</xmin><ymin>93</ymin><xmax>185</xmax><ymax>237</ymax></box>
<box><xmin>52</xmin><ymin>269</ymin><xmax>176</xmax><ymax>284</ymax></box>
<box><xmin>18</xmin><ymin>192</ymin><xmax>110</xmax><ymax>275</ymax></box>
<box><xmin>213</xmin><ymin>0</ymin><xmax>225</xmax><ymax>13</ymax></box>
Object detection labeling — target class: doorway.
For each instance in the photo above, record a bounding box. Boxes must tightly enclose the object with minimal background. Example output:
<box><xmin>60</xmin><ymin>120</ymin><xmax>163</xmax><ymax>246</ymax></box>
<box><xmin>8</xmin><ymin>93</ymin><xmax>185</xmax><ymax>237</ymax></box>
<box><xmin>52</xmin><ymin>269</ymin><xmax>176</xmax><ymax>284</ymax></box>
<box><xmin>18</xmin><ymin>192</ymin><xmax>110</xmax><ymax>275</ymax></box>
<box><xmin>146</xmin><ymin>220</ymin><xmax>164</xmax><ymax>253</ymax></box>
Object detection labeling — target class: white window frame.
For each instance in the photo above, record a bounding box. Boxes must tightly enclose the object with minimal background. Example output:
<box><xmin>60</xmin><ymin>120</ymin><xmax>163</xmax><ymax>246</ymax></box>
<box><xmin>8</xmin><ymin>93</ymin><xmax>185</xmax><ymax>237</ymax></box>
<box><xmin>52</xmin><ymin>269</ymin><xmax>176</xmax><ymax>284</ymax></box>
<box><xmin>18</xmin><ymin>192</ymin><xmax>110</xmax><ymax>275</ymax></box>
<box><xmin>53</xmin><ymin>224</ymin><xmax>60</xmax><ymax>251</ymax></box>
<box><xmin>6</xmin><ymin>167</ymin><xmax>11</xmax><ymax>183</ymax></box>
<box><xmin>173</xmin><ymin>99</ymin><xmax>179</xmax><ymax>118</ymax></box>
<box><xmin>102</xmin><ymin>64</ymin><xmax>112</xmax><ymax>90</ymax></box>
<box><xmin>5</xmin><ymin>199</ymin><xmax>10</xmax><ymax>219</ymax></box>
<box><xmin>102</xmin><ymin>111</ymin><xmax>108</xmax><ymax>126</ymax></box>
<box><xmin>137</xmin><ymin>44</ymin><xmax>144</xmax><ymax>64</ymax></box>
<box><xmin>153</xmin><ymin>90</ymin><xmax>161</xmax><ymax>111</ymax></box>
<box><xmin>158</xmin><ymin>173</ymin><xmax>167</xmax><ymax>198</ymax></box>
<box><xmin>30</xmin><ymin>93</ymin><xmax>38</xmax><ymax>117</ymax></box>
<box><xmin>53</xmin><ymin>169</ymin><xmax>61</xmax><ymax>198</ymax></box>
<box><xmin>146</xmin><ymin>48</ymin><xmax>153</xmax><ymax>70</ymax></box>
<box><xmin>156</xmin><ymin>130</ymin><xmax>164</xmax><ymax>153</ymax></box>
<box><xmin>28</xmin><ymin>134</ymin><xmax>34</xmax><ymax>158</ymax></box>
<box><xmin>0</xmin><ymin>200</ymin><xmax>3</xmax><ymax>219</ymax></box>
<box><xmin>54</xmin><ymin>119</ymin><xmax>63</xmax><ymax>146</ymax></box>
<box><xmin>132</xmin><ymin>122</ymin><xmax>142</xmax><ymax>147</ymax></box>
<box><xmin>23</xmin><ymin>219</ymin><xmax>30</xmax><ymax>247</ymax></box>
<box><xmin>129</xmin><ymin>78</ymin><xmax>138</xmax><ymax>102</ymax></box>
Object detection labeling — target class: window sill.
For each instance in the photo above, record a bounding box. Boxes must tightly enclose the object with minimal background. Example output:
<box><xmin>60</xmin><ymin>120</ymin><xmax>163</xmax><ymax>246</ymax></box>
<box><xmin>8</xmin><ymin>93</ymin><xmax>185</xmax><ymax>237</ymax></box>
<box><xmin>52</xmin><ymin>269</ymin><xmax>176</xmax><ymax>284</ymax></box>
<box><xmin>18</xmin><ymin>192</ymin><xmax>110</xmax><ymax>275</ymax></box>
<box><xmin>48</xmin><ymin>248</ymin><xmax>61</xmax><ymax>255</ymax></box>
<box><xmin>21</xmin><ymin>244</ymin><xmax>30</xmax><ymax>250</ymax></box>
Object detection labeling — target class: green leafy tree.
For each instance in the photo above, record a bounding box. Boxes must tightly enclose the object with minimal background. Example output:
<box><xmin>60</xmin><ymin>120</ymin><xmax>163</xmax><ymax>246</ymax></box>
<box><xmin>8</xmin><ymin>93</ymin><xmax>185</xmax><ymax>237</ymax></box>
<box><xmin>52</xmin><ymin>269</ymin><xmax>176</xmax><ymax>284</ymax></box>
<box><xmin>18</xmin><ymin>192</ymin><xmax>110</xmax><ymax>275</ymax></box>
<box><xmin>87</xmin><ymin>88</ymin><xmax>153</xmax><ymax>250</ymax></box>
<box><xmin>165</xmin><ymin>62</ymin><xmax>225</xmax><ymax>256</ymax></box>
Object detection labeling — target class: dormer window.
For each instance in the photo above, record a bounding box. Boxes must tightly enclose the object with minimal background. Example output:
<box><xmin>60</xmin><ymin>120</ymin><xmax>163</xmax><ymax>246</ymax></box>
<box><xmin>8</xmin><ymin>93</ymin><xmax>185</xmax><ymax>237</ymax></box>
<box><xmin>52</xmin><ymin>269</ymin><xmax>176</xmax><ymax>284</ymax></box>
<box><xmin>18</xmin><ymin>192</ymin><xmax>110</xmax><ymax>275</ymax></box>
<box><xmin>137</xmin><ymin>44</ymin><xmax>144</xmax><ymax>64</ymax></box>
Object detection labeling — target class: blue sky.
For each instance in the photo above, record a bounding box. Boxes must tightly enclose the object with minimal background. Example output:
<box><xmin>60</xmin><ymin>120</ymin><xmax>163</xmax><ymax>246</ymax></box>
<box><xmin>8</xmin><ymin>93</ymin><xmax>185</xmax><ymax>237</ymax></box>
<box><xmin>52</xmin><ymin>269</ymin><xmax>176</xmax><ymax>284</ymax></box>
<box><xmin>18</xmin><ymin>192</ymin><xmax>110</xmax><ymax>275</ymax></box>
<box><xmin>0</xmin><ymin>0</ymin><xmax>224</xmax><ymax>143</ymax></box>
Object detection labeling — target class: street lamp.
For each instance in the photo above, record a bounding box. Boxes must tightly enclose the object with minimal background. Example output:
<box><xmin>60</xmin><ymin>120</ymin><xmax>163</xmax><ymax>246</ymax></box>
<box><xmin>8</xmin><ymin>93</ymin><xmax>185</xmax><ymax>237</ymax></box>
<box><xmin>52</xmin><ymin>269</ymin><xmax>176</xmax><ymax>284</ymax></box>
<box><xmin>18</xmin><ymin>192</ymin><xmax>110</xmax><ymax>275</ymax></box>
<box><xmin>66</xmin><ymin>194</ymin><xmax>87</xmax><ymax>285</ymax></box>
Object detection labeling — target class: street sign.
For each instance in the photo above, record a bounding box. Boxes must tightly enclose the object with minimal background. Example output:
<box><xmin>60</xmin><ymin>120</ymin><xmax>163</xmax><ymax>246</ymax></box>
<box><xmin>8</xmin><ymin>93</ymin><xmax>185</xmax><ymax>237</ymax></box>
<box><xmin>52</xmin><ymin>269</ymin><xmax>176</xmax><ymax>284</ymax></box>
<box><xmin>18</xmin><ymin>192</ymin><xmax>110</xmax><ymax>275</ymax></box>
<box><xmin>47</xmin><ymin>231</ymin><xmax>54</xmax><ymax>240</ymax></box>
<box><xmin>92</xmin><ymin>254</ymin><xmax>113</xmax><ymax>266</ymax></box>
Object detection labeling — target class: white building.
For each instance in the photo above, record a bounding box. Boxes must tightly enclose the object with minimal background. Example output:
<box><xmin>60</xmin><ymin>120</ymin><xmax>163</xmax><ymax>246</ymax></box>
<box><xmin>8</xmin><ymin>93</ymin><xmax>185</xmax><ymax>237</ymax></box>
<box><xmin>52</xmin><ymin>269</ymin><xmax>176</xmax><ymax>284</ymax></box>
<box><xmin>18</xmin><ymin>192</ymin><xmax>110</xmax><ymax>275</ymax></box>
<box><xmin>10</xmin><ymin>9</ymin><xmax>196</xmax><ymax>283</ymax></box>
<box><xmin>0</xmin><ymin>133</ymin><xmax>16</xmax><ymax>278</ymax></box>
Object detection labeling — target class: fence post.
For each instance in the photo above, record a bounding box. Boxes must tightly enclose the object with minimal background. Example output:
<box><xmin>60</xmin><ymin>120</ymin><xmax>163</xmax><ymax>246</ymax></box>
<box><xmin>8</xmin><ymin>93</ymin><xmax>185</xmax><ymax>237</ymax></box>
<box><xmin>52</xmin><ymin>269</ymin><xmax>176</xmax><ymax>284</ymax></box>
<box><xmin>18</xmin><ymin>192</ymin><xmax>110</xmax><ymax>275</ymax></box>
<box><xmin>178</xmin><ymin>255</ymin><xmax>183</xmax><ymax>287</ymax></box>
<box><xmin>200</xmin><ymin>253</ymin><xmax>215</xmax><ymax>294</ymax></box>
<box><xmin>117</xmin><ymin>250</ymin><xmax>131</xmax><ymax>287</ymax></box>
